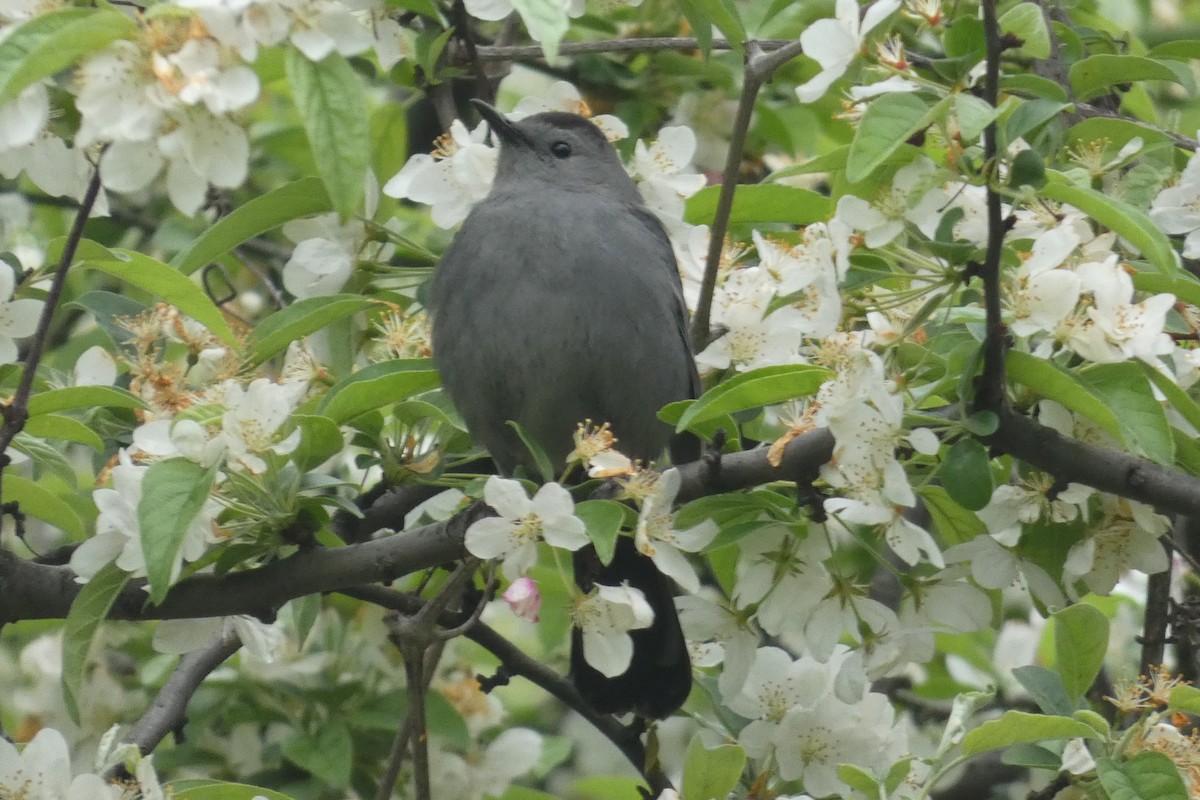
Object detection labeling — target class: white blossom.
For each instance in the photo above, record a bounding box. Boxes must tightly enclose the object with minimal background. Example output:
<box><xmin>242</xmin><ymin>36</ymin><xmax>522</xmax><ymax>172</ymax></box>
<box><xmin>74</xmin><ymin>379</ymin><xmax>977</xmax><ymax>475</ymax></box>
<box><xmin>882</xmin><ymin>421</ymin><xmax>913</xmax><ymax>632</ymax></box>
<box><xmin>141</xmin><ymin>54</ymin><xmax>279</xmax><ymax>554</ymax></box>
<box><xmin>573</xmin><ymin>581</ymin><xmax>655</xmax><ymax>677</ymax></box>
<box><xmin>628</xmin><ymin>126</ymin><xmax>706</xmax><ymax>230</ymax></box>
<box><xmin>795</xmin><ymin>0</ymin><xmax>903</xmax><ymax>103</ymax></box>
<box><xmin>0</xmin><ymin>264</ymin><xmax>42</xmax><ymax>364</ymax></box>
<box><xmin>0</xmin><ymin>728</ymin><xmax>119</xmax><ymax>800</ymax></box>
<box><xmin>1150</xmin><ymin>140</ymin><xmax>1200</xmax><ymax>258</ymax></box>
<box><xmin>833</xmin><ymin>157</ymin><xmax>946</xmax><ymax>248</ymax></box>
<box><xmin>633</xmin><ymin>469</ymin><xmax>717</xmax><ymax>593</ymax></box>
<box><xmin>69</xmin><ymin>450</ymin><xmax>221</xmax><ymax>582</ymax></box>
<box><xmin>220</xmin><ymin>378</ymin><xmax>308</xmax><ymax>473</ymax></box>
<box><xmin>428</xmin><ymin>728</ymin><xmax>544</xmax><ymax>800</ymax></box>
<box><xmin>464</xmin><ymin>476</ymin><xmax>589</xmax><ymax>578</ymax></box>
<box><xmin>384</xmin><ymin>119</ymin><xmax>497</xmax><ymax>228</ymax></box>
<box><xmin>1063</xmin><ymin>496</ymin><xmax>1170</xmax><ymax>596</ymax></box>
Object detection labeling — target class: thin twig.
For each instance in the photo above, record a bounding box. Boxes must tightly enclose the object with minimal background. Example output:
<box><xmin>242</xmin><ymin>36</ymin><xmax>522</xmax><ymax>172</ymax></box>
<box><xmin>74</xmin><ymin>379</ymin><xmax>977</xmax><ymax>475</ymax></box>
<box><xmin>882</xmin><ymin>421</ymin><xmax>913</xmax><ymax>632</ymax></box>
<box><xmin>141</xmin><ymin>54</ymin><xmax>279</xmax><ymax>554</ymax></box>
<box><xmin>459</xmin><ymin>37</ymin><xmax>796</xmax><ymax>63</ymax></box>
<box><xmin>689</xmin><ymin>39</ymin><xmax>805</xmax><ymax>347</ymax></box>
<box><xmin>377</xmin><ymin>558</ymin><xmax>482</xmax><ymax>800</ymax></box>
<box><xmin>0</xmin><ymin>166</ymin><xmax>103</xmax><ymax>499</ymax></box>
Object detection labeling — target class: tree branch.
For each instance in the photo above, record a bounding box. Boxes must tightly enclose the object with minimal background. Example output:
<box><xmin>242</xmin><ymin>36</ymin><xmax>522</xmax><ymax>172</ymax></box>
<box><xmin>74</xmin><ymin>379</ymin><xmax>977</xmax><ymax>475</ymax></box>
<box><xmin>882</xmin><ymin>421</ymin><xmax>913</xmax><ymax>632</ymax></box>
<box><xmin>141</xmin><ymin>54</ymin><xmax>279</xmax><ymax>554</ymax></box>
<box><xmin>974</xmin><ymin>0</ymin><xmax>1009</xmax><ymax>414</ymax></box>
<box><xmin>342</xmin><ymin>585</ymin><xmax>668</xmax><ymax>794</ymax></box>
<box><xmin>123</xmin><ymin>626</ymin><xmax>243</xmax><ymax>754</ymax></box>
<box><xmin>456</xmin><ymin>37</ymin><xmax>797</xmax><ymax>63</ymax></box>
<box><xmin>12</xmin><ymin>415</ymin><xmax>1200</xmax><ymax>627</ymax></box>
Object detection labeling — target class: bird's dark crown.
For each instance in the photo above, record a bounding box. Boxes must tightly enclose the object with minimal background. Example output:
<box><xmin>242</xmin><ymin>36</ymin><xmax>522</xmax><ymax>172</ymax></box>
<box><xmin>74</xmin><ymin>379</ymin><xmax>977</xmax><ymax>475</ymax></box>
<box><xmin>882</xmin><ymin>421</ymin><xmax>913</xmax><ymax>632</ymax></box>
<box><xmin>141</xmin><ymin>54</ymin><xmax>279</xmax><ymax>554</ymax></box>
<box><xmin>516</xmin><ymin>112</ymin><xmax>610</xmax><ymax>147</ymax></box>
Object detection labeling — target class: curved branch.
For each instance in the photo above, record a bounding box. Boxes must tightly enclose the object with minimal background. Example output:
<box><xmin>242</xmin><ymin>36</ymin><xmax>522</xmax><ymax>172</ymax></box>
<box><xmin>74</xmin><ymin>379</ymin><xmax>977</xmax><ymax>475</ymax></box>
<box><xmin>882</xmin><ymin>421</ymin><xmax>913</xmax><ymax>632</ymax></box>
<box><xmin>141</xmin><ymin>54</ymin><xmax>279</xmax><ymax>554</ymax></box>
<box><xmin>124</xmin><ymin>627</ymin><xmax>243</xmax><ymax>754</ymax></box>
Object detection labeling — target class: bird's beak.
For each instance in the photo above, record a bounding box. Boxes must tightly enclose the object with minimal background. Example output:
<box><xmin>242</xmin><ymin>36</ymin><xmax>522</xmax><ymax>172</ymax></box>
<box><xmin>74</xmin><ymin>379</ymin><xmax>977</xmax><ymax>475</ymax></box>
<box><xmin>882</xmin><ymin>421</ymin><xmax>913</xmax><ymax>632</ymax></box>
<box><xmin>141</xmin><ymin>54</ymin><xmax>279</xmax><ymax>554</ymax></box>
<box><xmin>470</xmin><ymin>99</ymin><xmax>526</xmax><ymax>147</ymax></box>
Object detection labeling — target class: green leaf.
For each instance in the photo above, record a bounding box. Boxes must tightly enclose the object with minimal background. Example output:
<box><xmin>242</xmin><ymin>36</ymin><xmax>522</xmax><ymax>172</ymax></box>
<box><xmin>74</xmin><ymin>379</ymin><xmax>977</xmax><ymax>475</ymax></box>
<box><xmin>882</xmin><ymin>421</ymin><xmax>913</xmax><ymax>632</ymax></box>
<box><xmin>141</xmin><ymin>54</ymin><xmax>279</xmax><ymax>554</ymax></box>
<box><xmin>682</xmin><ymin>0</ymin><xmax>744</xmax><ymax>55</ymax></box>
<box><xmin>1077</xmin><ymin>362</ymin><xmax>1173</xmax><ymax>464</ymax></box>
<box><xmin>77</xmin><ymin>250</ymin><xmax>238</xmax><ymax>346</ymax></box>
<box><xmin>950</xmin><ymin>93</ymin><xmax>1001</xmax><ymax>143</ymax></box>
<box><xmin>1001</xmin><ymin>743</ymin><xmax>1062</xmax><ymax>769</ymax></box>
<box><xmin>1096</xmin><ymin>752</ymin><xmax>1189</xmax><ymax>800</ymax></box>
<box><xmin>575</xmin><ymin>500</ymin><xmax>625</xmax><ymax>566</ymax></box>
<box><xmin>1133</xmin><ymin>271</ymin><xmax>1200</xmax><ymax>310</ymax></box>
<box><xmin>1041</xmin><ymin>174</ymin><xmax>1177</xmax><ymax>276</ymax></box>
<box><xmin>767</xmin><ymin>144</ymin><xmax>921</xmax><ymax>183</ymax></box>
<box><xmin>1005</xmin><ymin>351</ymin><xmax>1123</xmax><ymax>445</ymax></box>
<box><xmin>681</xmin><ymin>736</ymin><xmax>745</xmax><ymax>800</ymax></box>
<box><xmin>0</xmin><ymin>8</ymin><xmax>136</xmax><ymax>104</ymax></box>
<box><xmin>4</xmin><ymin>474</ymin><xmax>84</xmax><ymax>538</ymax></box>
<box><xmin>940</xmin><ymin>438</ymin><xmax>993</xmax><ymax>511</ymax></box>
<box><xmin>424</xmin><ymin>690</ymin><xmax>471</xmax><ymax>747</ymax></box>
<box><xmin>918</xmin><ymin>485</ymin><xmax>985</xmax><ymax>545</ymax></box>
<box><xmin>676</xmin><ymin>364</ymin><xmax>832</xmax><ymax>432</ymax></box>
<box><xmin>846</xmin><ymin>94</ymin><xmax>936</xmax><ymax>183</ymax></box>
<box><xmin>1011</xmin><ymin>665</ymin><xmax>1074</xmax><ymax>716</ymax></box>
<box><xmin>1008</xmin><ymin>149</ymin><xmax>1046</xmax><ymax>188</ymax></box>
<box><xmin>684</xmin><ymin>184</ymin><xmax>832</xmax><ymax>226</ymax></box>
<box><xmin>507</xmin><ymin>0</ymin><xmax>569</xmax><ymax>60</ymax></box>
<box><xmin>282</xmin><ymin>723</ymin><xmax>353</xmax><ymax>788</ymax></box>
<box><xmin>998</xmin><ymin>3</ymin><xmax>1050</xmax><ymax>58</ymax></box>
<box><xmin>837</xmin><ymin>764</ymin><xmax>881</xmax><ymax>798</ymax></box>
<box><xmin>1000</xmin><ymin>73</ymin><xmax>1069</xmax><ymax>102</ymax></box>
<box><xmin>676</xmin><ymin>0</ymin><xmax>713</xmax><ymax>54</ymax></box>
<box><xmin>139</xmin><ymin>459</ymin><xmax>218</xmax><ymax>605</ymax></box>
<box><xmin>935</xmin><ymin>688</ymin><xmax>995</xmax><ymax>758</ymax></box>
<box><xmin>285</xmin><ymin>51</ymin><xmax>369</xmax><ymax>221</ymax></box>
<box><xmin>62</xmin><ymin>562</ymin><xmax>129</xmax><ymax>722</ymax></box>
<box><xmin>1004</xmin><ymin>98</ymin><xmax>1071</xmax><ymax>146</ymax></box>
<box><xmin>23</xmin><ymin>413</ymin><xmax>104</xmax><ymax>451</ymax></box>
<box><xmin>507</xmin><ymin>420</ymin><xmax>555</xmax><ymax>483</ymax></box>
<box><xmin>1168</xmin><ymin>684</ymin><xmax>1200</xmax><ymax>714</ymax></box>
<box><xmin>1069</xmin><ymin>54</ymin><xmax>1183</xmax><ymax>101</ymax></box>
<box><xmin>172</xmin><ymin>783</ymin><xmax>296</xmax><ymax>800</ymax></box>
<box><xmin>318</xmin><ymin>359</ymin><xmax>440</xmax><ymax>424</ymax></box>
<box><xmin>960</xmin><ymin>711</ymin><xmax>1100</xmax><ymax>756</ymax></box>
<box><xmin>657</xmin><ymin>400</ymin><xmax>738</xmax><ymax>443</ymax></box>
<box><xmin>499</xmin><ymin>788</ymin><xmax>561</xmax><ymax>800</ymax></box>
<box><xmin>1053</xmin><ymin>603</ymin><xmax>1109</xmax><ymax>704</ymax></box>
<box><xmin>172</xmin><ymin>178</ymin><xmax>332</xmax><ymax>275</ymax></box>
<box><xmin>1066</xmin><ymin>117</ymin><xmax>1177</xmax><ymax>151</ymax></box>
<box><xmin>68</xmin><ymin>290</ymin><xmax>146</xmax><ymax>345</ymax></box>
<box><xmin>247</xmin><ymin>295</ymin><xmax>379</xmax><ymax>364</ymax></box>
<box><xmin>1148</xmin><ymin>40</ymin><xmax>1200</xmax><ymax>61</ymax></box>
<box><xmin>28</xmin><ymin>385</ymin><xmax>146</xmax><ymax>416</ymax></box>
<box><xmin>293</xmin><ymin>414</ymin><xmax>345</xmax><ymax>471</ymax></box>
<box><xmin>1143</xmin><ymin>367</ymin><xmax>1200</xmax><ymax>453</ymax></box>
<box><xmin>1073</xmin><ymin>709</ymin><xmax>1111</xmax><ymax>737</ymax></box>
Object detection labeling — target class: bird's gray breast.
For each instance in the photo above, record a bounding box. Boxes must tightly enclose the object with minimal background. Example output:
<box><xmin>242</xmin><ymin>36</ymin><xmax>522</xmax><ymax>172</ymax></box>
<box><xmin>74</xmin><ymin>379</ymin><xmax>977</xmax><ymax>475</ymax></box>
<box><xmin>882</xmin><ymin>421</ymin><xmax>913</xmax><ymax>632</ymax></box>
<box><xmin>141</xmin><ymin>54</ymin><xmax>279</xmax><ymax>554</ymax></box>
<box><xmin>430</xmin><ymin>192</ymin><xmax>693</xmax><ymax>471</ymax></box>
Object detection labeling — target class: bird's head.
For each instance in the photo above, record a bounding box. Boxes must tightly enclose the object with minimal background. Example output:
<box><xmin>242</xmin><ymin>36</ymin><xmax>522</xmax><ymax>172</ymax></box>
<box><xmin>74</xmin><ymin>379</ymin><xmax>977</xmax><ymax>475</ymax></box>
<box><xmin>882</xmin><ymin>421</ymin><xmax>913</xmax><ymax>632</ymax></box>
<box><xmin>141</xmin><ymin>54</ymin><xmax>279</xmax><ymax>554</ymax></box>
<box><xmin>471</xmin><ymin>100</ymin><xmax>639</xmax><ymax>201</ymax></box>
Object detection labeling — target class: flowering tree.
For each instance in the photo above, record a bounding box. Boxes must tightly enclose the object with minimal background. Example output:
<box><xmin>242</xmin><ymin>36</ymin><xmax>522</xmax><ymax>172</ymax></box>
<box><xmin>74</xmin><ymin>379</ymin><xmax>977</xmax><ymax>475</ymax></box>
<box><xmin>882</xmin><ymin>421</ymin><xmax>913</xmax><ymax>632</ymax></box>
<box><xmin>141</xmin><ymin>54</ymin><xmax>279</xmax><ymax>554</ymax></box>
<box><xmin>4</xmin><ymin>0</ymin><xmax>1200</xmax><ymax>798</ymax></box>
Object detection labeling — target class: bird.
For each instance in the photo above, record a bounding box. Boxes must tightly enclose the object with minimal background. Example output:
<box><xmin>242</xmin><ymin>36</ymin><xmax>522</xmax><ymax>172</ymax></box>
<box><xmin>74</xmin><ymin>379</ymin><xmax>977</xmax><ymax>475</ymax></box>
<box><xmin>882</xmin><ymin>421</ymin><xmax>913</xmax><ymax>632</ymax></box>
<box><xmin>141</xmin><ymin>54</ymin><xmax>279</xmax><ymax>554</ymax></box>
<box><xmin>429</xmin><ymin>99</ymin><xmax>699</xmax><ymax>718</ymax></box>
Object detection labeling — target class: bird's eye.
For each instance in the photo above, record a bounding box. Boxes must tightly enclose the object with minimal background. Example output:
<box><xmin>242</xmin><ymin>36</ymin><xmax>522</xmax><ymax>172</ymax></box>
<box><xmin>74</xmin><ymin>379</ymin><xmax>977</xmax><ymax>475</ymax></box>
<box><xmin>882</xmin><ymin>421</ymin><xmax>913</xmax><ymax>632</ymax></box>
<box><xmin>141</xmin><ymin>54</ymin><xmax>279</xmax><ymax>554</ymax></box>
<box><xmin>550</xmin><ymin>141</ymin><xmax>572</xmax><ymax>159</ymax></box>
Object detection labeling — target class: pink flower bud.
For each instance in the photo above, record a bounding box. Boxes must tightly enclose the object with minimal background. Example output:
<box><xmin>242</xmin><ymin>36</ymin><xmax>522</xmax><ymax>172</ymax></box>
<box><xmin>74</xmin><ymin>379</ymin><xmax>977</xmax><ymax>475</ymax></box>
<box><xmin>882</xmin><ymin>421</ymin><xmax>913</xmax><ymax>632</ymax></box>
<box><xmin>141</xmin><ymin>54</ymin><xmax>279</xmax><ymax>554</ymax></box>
<box><xmin>502</xmin><ymin>577</ymin><xmax>541</xmax><ymax>622</ymax></box>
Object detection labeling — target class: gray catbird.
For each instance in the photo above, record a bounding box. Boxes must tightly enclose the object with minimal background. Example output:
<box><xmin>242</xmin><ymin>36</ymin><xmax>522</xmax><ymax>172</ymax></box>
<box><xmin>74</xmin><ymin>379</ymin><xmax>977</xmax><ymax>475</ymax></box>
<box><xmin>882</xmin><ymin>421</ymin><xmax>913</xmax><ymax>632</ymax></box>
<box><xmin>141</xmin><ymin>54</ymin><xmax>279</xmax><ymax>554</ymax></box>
<box><xmin>429</xmin><ymin>100</ymin><xmax>698</xmax><ymax>718</ymax></box>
